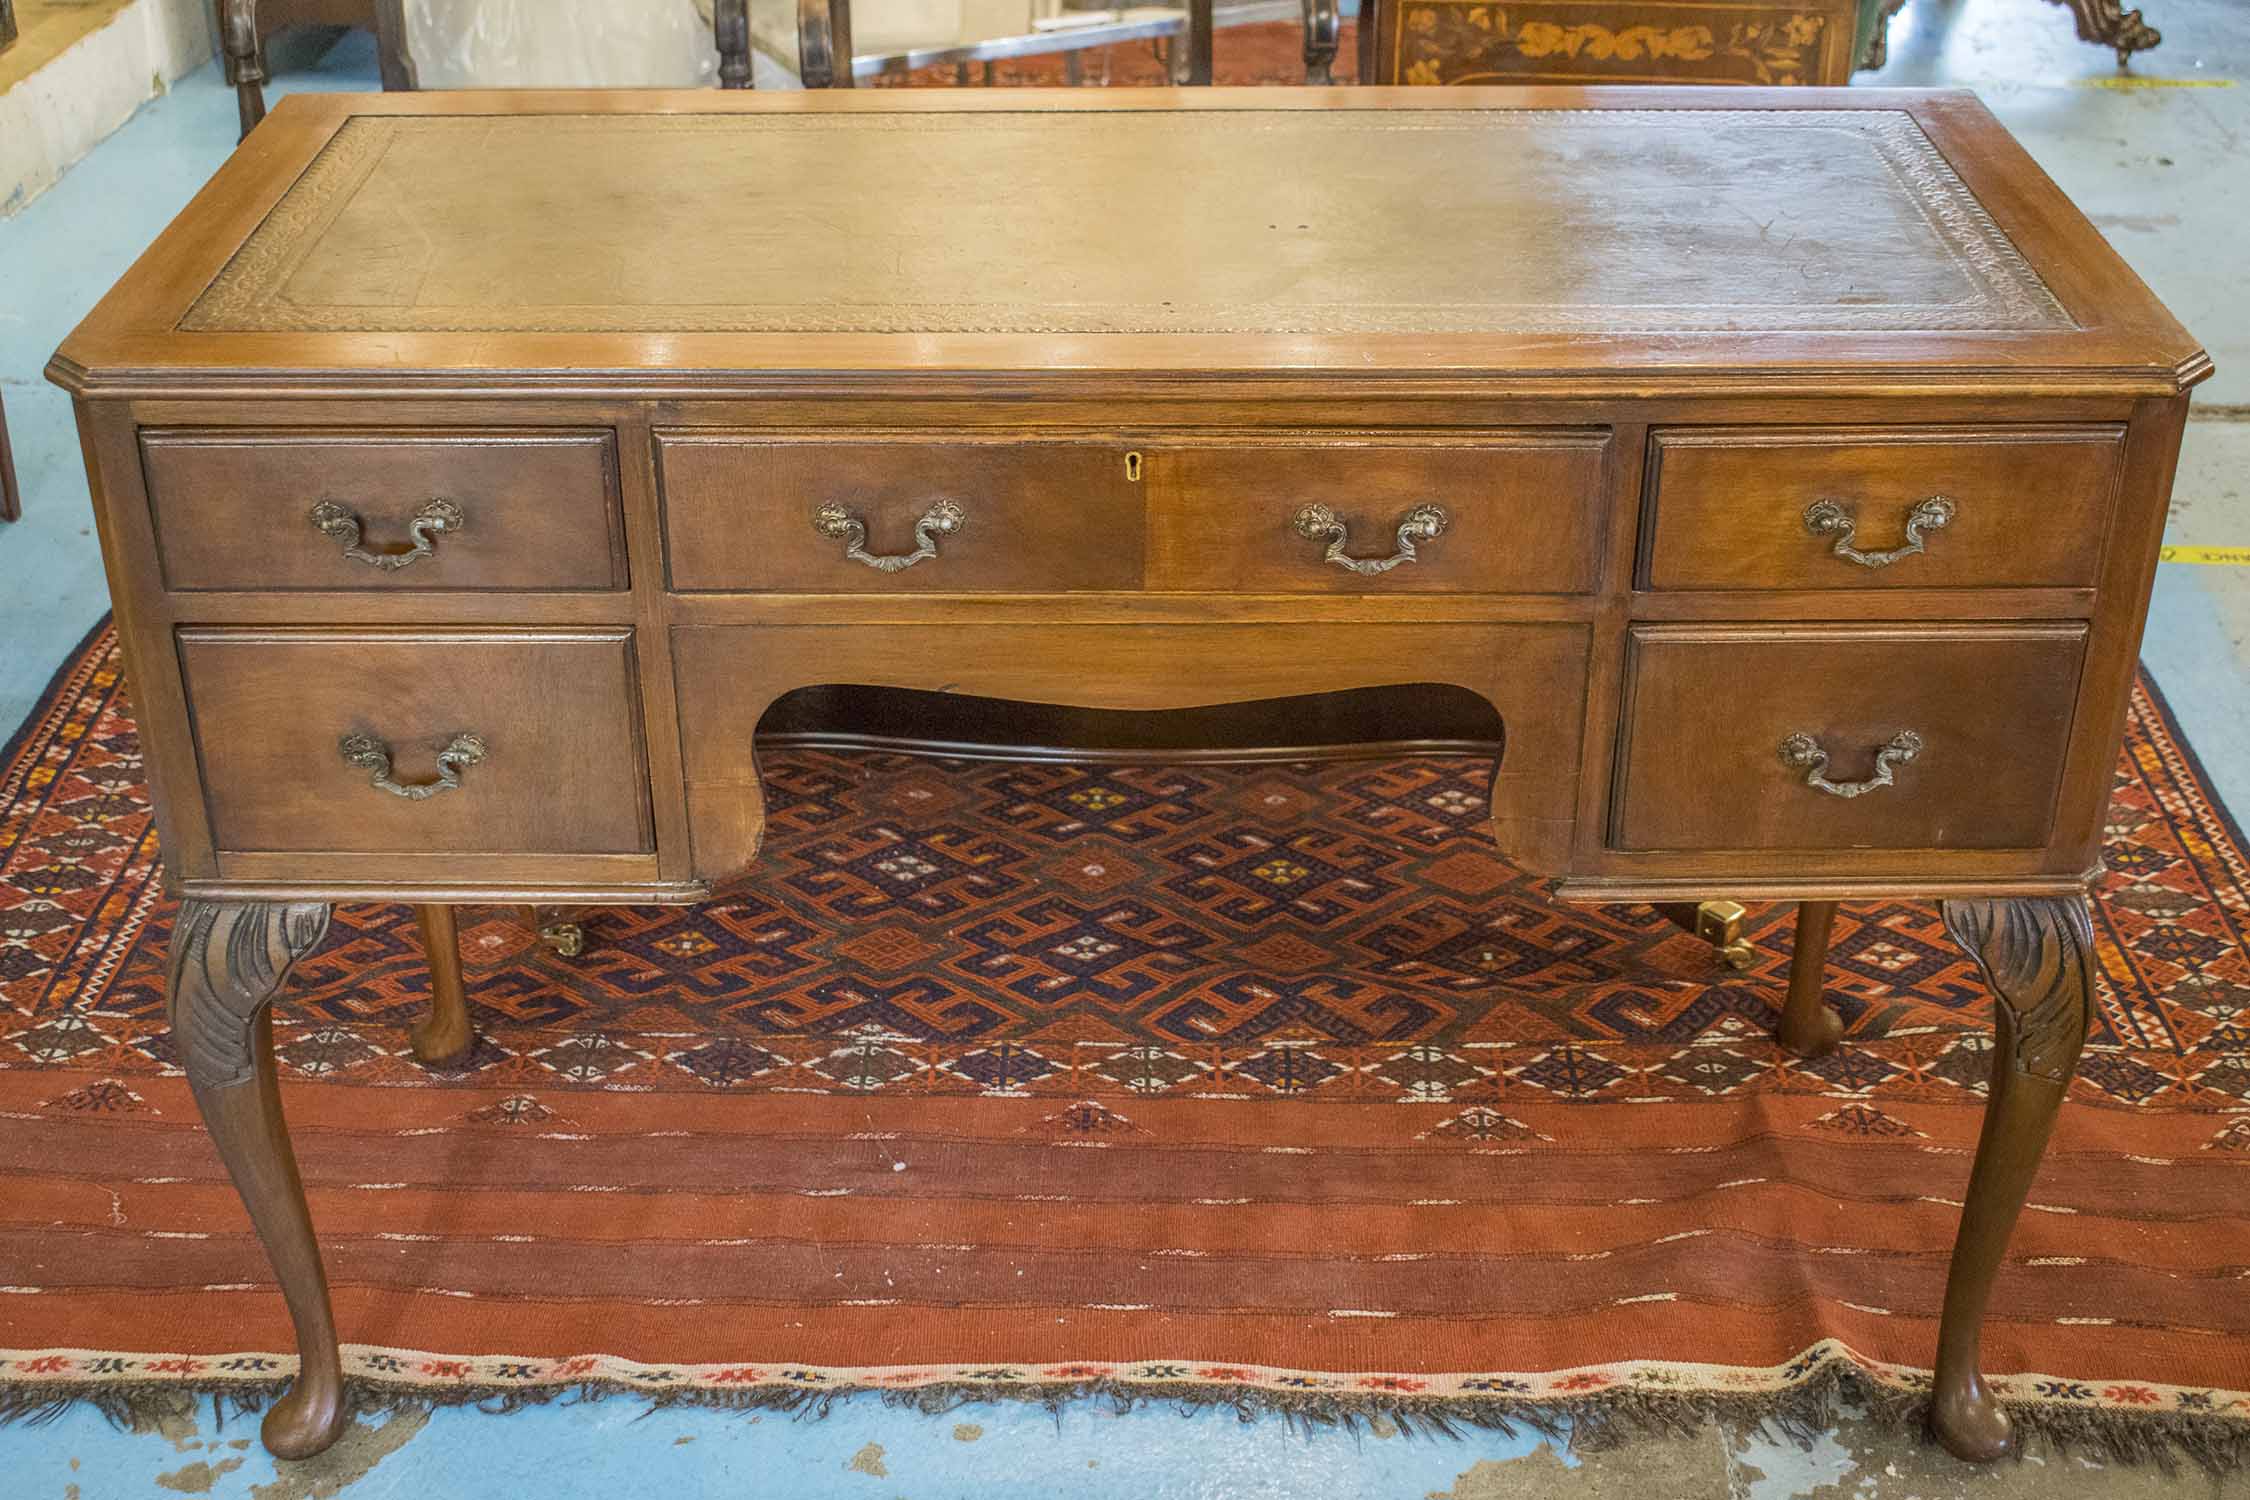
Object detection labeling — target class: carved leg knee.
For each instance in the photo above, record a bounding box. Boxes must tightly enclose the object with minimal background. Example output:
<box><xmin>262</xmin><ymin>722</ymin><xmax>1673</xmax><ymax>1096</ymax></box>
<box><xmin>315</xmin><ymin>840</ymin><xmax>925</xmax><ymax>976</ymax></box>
<box><xmin>1930</xmin><ymin>896</ymin><xmax>2094</xmax><ymax>1462</ymax></box>
<box><xmin>1778</xmin><ymin>900</ymin><xmax>1844</xmax><ymax>1058</ymax></box>
<box><xmin>169</xmin><ymin>899</ymin><xmax>346</xmax><ymax>1458</ymax></box>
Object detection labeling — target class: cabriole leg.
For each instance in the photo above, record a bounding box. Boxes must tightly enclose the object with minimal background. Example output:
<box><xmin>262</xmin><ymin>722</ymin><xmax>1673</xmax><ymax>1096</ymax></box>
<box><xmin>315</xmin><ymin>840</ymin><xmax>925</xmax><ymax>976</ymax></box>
<box><xmin>409</xmin><ymin>904</ymin><xmax>473</xmax><ymax>1066</ymax></box>
<box><xmin>1931</xmin><ymin>895</ymin><xmax>2096</xmax><ymax>1462</ymax></box>
<box><xmin>1778</xmin><ymin>899</ymin><xmax>1843</xmax><ymax>1058</ymax></box>
<box><xmin>169</xmin><ymin>898</ymin><xmax>343</xmax><ymax>1458</ymax></box>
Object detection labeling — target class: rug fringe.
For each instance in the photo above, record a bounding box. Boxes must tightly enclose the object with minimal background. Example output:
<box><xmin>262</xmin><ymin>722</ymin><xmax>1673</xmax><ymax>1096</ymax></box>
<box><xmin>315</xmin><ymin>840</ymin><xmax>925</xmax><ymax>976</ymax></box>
<box><xmin>5</xmin><ymin>1358</ymin><xmax>2246</xmax><ymax>1475</ymax></box>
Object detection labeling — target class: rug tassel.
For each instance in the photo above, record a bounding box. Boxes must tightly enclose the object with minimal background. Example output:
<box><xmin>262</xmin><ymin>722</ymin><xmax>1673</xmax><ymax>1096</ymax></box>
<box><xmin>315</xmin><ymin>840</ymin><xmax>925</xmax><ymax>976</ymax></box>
<box><xmin>5</xmin><ymin>1359</ymin><xmax>2245</xmax><ymax>1475</ymax></box>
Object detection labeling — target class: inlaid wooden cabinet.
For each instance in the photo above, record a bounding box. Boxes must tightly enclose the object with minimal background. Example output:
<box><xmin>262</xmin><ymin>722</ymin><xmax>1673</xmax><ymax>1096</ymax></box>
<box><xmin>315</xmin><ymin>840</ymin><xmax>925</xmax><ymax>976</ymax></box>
<box><xmin>50</xmin><ymin>90</ymin><xmax>2206</xmax><ymax>1464</ymax></box>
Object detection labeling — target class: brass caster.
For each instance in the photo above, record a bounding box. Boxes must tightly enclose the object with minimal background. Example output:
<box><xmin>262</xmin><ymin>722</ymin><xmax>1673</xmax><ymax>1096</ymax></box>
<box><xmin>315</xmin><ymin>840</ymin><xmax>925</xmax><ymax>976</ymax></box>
<box><xmin>539</xmin><ymin>920</ymin><xmax>585</xmax><ymax>958</ymax></box>
<box><xmin>1695</xmin><ymin>900</ymin><xmax>1754</xmax><ymax>971</ymax></box>
<box><xmin>520</xmin><ymin>905</ymin><xmax>586</xmax><ymax>958</ymax></box>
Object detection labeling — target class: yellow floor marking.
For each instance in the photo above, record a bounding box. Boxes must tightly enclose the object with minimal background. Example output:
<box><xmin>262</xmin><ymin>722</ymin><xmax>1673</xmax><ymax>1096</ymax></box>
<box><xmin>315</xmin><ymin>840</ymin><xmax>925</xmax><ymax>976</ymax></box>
<box><xmin>2159</xmin><ymin>545</ymin><xmax>2250</xmax><ymax>565</ymax></box>
<box><xmin>2076</xmin><ymin>76</ymin><xmax>2234</xmax><ymax>89</ymax></box>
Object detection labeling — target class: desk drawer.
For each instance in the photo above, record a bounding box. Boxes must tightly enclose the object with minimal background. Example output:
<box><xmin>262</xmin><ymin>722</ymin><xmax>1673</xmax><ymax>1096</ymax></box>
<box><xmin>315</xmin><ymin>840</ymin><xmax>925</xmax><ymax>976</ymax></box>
<box><xmin>141</xmin><ymin>429</ymin><xmax>626</xmax><ymax>591</ymax></box>
<box><xmin>1642</xmin><ymin>427</ymin><xmax>2125</xmax><ymax>591</ymax></box>
<box><xmin>1612</xmin><ymin>624</ymin><xmax>2086</xmax><ymax>852</ymax></box>
<box><xmin>1144</xmin><ymin>437</ymin><xmax>1607</xmax><ymax>593</ymax></box>
<box><xmin>178</xmin><ymin>629</ymin><xmax>651</xmax><ymax>856</ymax></box>
<box><xmin>657</xmin><ymin>435</ymin><xmax>1139</xmax><ymax>592</ymax></box>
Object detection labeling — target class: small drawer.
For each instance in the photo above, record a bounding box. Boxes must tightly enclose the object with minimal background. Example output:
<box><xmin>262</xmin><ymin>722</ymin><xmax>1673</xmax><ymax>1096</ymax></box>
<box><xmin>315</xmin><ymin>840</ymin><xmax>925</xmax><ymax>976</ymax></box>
<box><xmin>141</xmin><ymin>429</ymin><xmax>626</xmax><ymax>591</ymax></box>
<box><xmin>1143</xmin><ymin>436</ymin><xmax>1607</xmax><ymax>593</ymax></box>
<box><xmin>1641</xmin><ymin>426</ymin><xmax>2125</xmax><ymax>591</ymax></box>
<box><xmin>657</xmin><ymin>434</ymin><xmax>1139</xmax><ymax>592</ymax></box>
<box><xmin>1612</xmin><ymin>624</ymin><xmax>2087</xmax><ymax>852</ymax></box>
<box><xmin>178</xmin><ymin>628</ymin><xmax>651</xmax><ymax>856</ymax></box>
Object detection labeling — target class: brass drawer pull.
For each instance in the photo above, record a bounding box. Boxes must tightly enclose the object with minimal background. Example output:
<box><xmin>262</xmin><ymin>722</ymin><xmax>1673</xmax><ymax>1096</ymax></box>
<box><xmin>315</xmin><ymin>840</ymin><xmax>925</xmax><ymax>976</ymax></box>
<box><xmin>309</xmin><ymin>498</ymin><xmax>465</xmax><ymax>571</ymax></box>
<box><xmin>1779</xmin><ymin>729</ymin><xmax>1924</xmax><ymax>799</ymax></box>
<box><xmin>1292</xmin><ymin>502</ymin><xmax>1450</xmax><ymax>576</ymax></box>
<box><xmin>1802</xmin><ymin>495</ymin><xmax>1956</xmax><ymax>569</ymax></box>
<box><xmin>339</xmin><ymin>732</ymin><xmax>487</xmax><ymax>800</ymax></box>
<box><xmin>813</xmin><ymin>500</ymin><xmax>965</xmax><ymax>572</ymax></box>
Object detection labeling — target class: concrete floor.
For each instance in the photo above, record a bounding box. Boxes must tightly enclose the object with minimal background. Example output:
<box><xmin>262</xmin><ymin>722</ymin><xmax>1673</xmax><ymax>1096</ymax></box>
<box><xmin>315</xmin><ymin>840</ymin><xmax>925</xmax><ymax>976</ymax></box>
<box><xmin>2</xmin><ymin>1</ymin><xmax>2248</xmax><ymax>1494</ymax></box>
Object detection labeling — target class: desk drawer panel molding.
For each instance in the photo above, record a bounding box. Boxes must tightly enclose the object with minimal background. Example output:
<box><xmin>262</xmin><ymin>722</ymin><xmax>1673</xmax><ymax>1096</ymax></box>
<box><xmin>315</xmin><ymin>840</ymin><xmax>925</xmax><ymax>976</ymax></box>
<box><xmin>1144</xmin><ymin>437</ymin><xmax>1608</xmax><ymax>594</ymax></box>
<box><xmin>658</xmin><ymin>435</ymin><xmax>1140</xmax><ymax>592</ymax></box>
<box><xmin>141</xmin><ymin>429</ymin><xmax>627</xmax><ymax>592</ymax></box>
<box><xmin>1641</xmin><ymin>426</ymin><xmax>2126</xmax><ymax>592</ymax></box>
<box><xmin>1612</xmin><ymin>623</ymin><xmax>2087</xmax><ymax>853</ymax></box>
<box><xmin>177</xmin><ymin>627</ymin><xmax>653</xmax><ymax>858</ymax></box>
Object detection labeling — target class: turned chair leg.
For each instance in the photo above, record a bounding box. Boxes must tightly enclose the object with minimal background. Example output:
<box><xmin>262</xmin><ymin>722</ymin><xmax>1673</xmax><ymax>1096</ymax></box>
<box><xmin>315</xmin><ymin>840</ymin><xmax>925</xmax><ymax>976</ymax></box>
<box><xmin>1930</xmin><ymin>896</ymin><xmax>2096</xmax><ymax>1462</ymax></box>
<box><xmin>169</xmin><ymin>899</ymin><xmax>346</xmax><ymax>1459</ymax></box>
<box><xmin>409</xmin><ymin>905</ymin><xmax>474</xmax><ymax>1066</ymax></box>
<box><xmin>714</xmin><ymin>0</ymin><xmax>752</xmax><ymax>88</ymax></box>
<box><xmin>220</xmin><ymin>0</ymin><xmax>267</xmax><ymax>141</ymax></box>
<box><xmin>1778</xmin><ymin>899</ymin><xmax>1844</xmax><ymax>1058</ymax></box>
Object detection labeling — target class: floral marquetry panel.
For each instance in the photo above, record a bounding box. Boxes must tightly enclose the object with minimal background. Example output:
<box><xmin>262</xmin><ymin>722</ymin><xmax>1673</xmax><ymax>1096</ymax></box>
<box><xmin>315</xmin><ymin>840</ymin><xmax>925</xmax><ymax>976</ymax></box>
<box><xmin>1373</xmin><ymin>0</ymin><xmax>1861</xmax><ymax>87</ymax></box>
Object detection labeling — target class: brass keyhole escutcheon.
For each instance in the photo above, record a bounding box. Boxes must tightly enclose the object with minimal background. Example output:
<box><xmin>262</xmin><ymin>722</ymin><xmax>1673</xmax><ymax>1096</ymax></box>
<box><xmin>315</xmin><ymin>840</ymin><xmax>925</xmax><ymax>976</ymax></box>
<box><xmin>1124</xmin><ymin>451</ymin><xmax>1143</xmax><ymax>483</ymax></box>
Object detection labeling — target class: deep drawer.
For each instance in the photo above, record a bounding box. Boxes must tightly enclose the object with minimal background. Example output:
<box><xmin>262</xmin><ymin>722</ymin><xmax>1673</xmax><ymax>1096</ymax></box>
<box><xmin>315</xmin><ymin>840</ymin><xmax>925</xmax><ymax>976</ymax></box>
<box><xmin>1641</xmin><ymin>426</ymin><xmax>2125</xmax><ymax>591</ymax></box>
<box><xmin>657</xmin><ymin>434</ymin><xmax>1140</xmax><ymax>592</ymax></box>
<box><xmin>178</xmin><ymin>628</ymin><xmax>651</xmax><ymax>856</ymax></box>
<box><xmin>1611</xmin><ymin>624</ymin><xmax>2087</xmax><ymax>852</ymax></box>
<box><xmin>141</xmin><ymin>429</ymin><xmax>627</xmax><ymax>591</ymax></box>
<box><xmin>1143</xmin><ymin>436</ymin><xmax>1608</xmax><ymax>593</ymax></box>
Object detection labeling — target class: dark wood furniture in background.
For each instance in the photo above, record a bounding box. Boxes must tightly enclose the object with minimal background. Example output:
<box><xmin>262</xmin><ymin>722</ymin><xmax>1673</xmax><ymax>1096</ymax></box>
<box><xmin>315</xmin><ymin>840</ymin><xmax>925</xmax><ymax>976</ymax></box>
<box><xmin>1350</xmin><ymin>0</ymin><xmax>1873</xmax><ymax>87</ymax></box>
<box><xmin>1333</xmin><ymin>0</ymin><xmax>2158</xmax><ymax>87</ymax></box>
<box><xmin>0</xmin><ymin>391</ymin><xmax>18</xmax><ymax>524</ymax></box>
<box><xmin>52</xmin><ymin>86</ymin><xmax>2206</xmax><ymax>1465</ymax></box>
<box><xmin>217</xmin><ymin>0</ymin><xmax>411</xmax><ymax>138</ymax></box>
<box><xmin>1</xmin><ymin>0</ymin><xmax>19</xmax><ymax>56</ymax></box>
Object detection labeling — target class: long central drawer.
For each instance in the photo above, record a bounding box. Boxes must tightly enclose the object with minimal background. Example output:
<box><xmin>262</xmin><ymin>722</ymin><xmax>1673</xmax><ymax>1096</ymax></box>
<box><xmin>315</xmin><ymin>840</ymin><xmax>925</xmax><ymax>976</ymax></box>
<box><xmin>655</xmin><ymin>431</ymin><xmax>1609</xmax><ymax>594</ymax></box>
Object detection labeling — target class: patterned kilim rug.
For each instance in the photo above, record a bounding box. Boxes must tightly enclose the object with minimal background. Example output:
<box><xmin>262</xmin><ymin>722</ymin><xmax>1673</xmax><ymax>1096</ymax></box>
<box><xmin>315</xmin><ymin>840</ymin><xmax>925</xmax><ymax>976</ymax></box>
<box><xmin>4</xmin><ymin>622</ymin><xmax>2250</xmax><ymax>1467</ymax></box>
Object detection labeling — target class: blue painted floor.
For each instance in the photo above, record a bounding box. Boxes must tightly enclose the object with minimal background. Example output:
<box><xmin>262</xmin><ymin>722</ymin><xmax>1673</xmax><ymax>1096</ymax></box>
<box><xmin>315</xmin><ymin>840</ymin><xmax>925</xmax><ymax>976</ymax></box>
<box><xmin>4</xmin><ymin>3</ymin><xmax>2250</xmax><ymax>1495</ymax></box>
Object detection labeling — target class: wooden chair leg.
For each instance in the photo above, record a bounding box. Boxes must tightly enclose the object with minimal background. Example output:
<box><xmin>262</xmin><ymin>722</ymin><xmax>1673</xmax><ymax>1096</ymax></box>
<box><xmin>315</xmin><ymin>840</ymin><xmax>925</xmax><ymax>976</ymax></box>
<box><xmin>1184</xmin><ymin>0</ymin><xmax>1213</xmax><ymax>83</ymax></box>
<box><xmin>370</xmin><ymin>0</ymin><xmax>416</xmax><ymax>89</ymax></box>
<box><xmin>219</xmin><ymin>0</ymin><xmax>267</xmax><ymax>141</ymax></box>
<box><xmin>1930</xmin><ymin>896</ymin><xmax>2096</xmax><ymax>1462</ymax></box>
<box><xmin>169</xmin><ymin>899</ymin><xmax>347</xmax><ymax>1459</ymax></box>
<box><xmin>409</xmin><ymin>904</ymin><xmax>473</xmax><ymax>1066</ymax></box>
<box><xmin>1301</xmin><ymin>0</ymin><xmax>1340</xmax><ymax>82</ymax></box>
<box><xmin>1777</xmin><ymin>899</ymin><xmax>1844</xmax><ymax>1058</ymax></box>
<box><xmin>798</xmin><ymin>0</ymin><xmax>854</xmax><ymax>87</ymax></box>
<box><xmin>714</xmin><ymin>0</ymin><xmax>753</xmax><ymax>88</ymax></box>
<box><xmin>0</xmin><ymin>389</ymin><xmax>20</xmax><ymax>525</ymax></box>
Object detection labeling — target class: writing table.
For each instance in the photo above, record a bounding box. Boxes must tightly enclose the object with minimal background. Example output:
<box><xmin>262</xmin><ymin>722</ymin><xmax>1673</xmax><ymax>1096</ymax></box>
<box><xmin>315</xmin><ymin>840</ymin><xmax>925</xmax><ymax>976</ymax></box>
<box><xmin>48</xmin><ymin>86</ymin><xmax>2209</xmax><ymax>1460</ymax></box>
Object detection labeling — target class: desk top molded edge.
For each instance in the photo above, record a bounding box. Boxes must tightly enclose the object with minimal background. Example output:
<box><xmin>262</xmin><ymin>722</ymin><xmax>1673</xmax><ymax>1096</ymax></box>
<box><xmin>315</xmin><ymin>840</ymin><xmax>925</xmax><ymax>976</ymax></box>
<box><xmin>48</xmin><ymin>86</ymin><xmax>2211</xmax><ymax>399</ymax></box>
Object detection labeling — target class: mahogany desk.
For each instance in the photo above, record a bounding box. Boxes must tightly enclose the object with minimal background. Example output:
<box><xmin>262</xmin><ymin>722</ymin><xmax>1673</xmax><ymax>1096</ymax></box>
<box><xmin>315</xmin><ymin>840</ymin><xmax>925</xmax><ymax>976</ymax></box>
<box><xmin>49</xmin><ymin>87</ymin><xmax>2208</xmax><ymax>1461</ymax></box>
